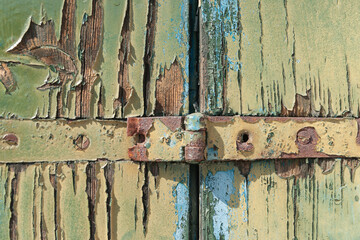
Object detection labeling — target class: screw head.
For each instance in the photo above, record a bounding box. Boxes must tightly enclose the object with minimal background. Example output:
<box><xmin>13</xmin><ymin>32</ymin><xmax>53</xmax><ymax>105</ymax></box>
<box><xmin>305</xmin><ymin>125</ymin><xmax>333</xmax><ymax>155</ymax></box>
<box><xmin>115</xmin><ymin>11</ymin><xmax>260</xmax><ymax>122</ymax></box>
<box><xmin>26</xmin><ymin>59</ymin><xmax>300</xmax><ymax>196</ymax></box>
<box><xmin>2</xmin><ymin>133</ymin><xmax>18</xmax><ymax>146</ymax></box>
<box><xmin>74</xmin><ymin>135</ymin><xmax>90</xmax><ymax>150</ymax></box>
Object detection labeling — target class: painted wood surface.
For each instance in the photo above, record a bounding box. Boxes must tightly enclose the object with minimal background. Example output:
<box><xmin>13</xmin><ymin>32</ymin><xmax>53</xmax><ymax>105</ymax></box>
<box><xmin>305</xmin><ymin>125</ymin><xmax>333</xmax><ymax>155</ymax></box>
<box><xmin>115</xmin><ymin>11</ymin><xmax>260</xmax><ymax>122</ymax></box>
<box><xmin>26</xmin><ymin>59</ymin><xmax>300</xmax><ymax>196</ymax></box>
<box><xmin>200</xmin><ymin>159</ymin><xmax>360</xmax><ymax>239</ymax></box>
<box><xmin>0</xmin><ymin>0</ymin><xmax>193</xmax><ymax>239</ymax></box>
<box><xmin>0</xmin><ymin>0</ymin><xmax>190</xmax><ymax>119</ymax></box>
<box><xmin>0</xmin><ymin>161</ymin><xmax>191</xmax><ymax>240</ymax></box>
<box><xmin>199</xmin><ymin>0</ymin><xmax>360</xmax><ymax>239</ymax></box>
<box><xmin>200</xmin><ymin>0</ymin><xmax>360</xmax><ymax>117</ymax></box>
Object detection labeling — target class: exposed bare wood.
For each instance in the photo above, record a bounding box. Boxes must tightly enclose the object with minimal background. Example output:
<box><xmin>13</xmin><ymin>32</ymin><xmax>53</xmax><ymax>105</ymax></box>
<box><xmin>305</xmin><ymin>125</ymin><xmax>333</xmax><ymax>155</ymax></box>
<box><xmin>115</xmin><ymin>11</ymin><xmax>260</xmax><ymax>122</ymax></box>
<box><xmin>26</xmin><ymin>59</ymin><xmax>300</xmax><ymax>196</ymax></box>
<box><xmin>0</xmin><ymin>62</ymin><xmax>16</xmax><ymax>94</ymax></box>
<box><xmin>155</xmin><ymin>60</ymin><xmax>185</xmax><ymax>116</ymax></box>
<box><xmin>75</xmin><ymin>0</ymin><xmax>104</xmax><ymax>118</ymax></box>
<box><xmin>113</xmin><ymin>0</ymin><xmax>133</xmax><ymax>118</ymax></box>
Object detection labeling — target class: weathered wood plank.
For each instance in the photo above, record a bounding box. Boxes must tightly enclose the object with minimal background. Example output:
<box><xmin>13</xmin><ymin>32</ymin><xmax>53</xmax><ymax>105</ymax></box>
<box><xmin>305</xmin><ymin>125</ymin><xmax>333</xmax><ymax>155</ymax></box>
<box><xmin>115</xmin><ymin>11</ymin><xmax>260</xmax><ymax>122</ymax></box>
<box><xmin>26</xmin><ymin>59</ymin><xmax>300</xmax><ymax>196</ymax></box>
<box><xmin>0</xmin><ymin>164</ymin><xmax>10</xmax><ymax>240</ymax></box>
<box><xmin>200</xmin><ymin>159</ymin><xmax>360</xmax><ymax>239</ymax></box>
<box><xmin>200</xmin><ymin>0</ymin><xmax>360</xmax><ymax>117</ymax></box>
<box><xmin>56</xmin><ymin>162</ymin><xmax>90</xmax><ymax>239</ymax></box>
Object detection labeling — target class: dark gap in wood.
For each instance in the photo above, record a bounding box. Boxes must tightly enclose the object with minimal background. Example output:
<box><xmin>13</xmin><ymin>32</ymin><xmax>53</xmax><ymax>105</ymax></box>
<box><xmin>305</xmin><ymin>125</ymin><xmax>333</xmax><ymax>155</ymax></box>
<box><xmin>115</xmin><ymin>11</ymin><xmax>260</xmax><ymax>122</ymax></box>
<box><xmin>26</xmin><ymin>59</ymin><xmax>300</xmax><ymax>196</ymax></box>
<box><xmin>32</xmin><ymin>167</ymin><xmax>39</xmax><ymax>240</ymax></box>
<box><xmin>141</xmin><ymin>163</ymin><xmax>150</xmax><ymax>235</ymax></box>
<box><xmin>292</xmin><ymin>179</ymin><xmax>298</xmax><ymax>239</ymax></box>
<box><xmin>143</xmin><ymin>0</ymin><xmax>158</xmax><ymax>115</ymax></box>
<box><xmin>104</xmin><ymin>162</ymin><xmax>114</xmax><ymax>240</ymax></box>
<box><xmin>86</xmin><ymin>162</ymin><xmax>98</xmax><ymax>240</ymax></box>
<box><xmin>8</xmin><ymin>164</ymin><xmax>27</xmax><ymax>240</ymax></box>
<box><xmin>39</xmin><ymin>165</ymin><xmax>48</xmax><ymax>240</ymax></box>
<box><xmin>97</xmin><ymin>83</ymin><xmax>105</xmax><ymax>118</ymax></box>
<box><xmin>189</xmin><ymin>0</ymin><xmax>199</xmax><ymax>113</ymax></box>
<box><xmin>114</xmin><ymin>0</ymin><xmax>133</xmax><ymax>118</ymax></box>
<box><xmin>148</xmin><ymin>163</ymin><xmax>159</xmax><ymax>199</ymax></box>
<box><xmin>49</xmin><ymin>163</ymin><xmax>58</xmax><ymax>240</ymax></box>
<box><xmin>188</xmin><ymin>164</ymin><xmax>199</xmax><ymax>240</ymax></box>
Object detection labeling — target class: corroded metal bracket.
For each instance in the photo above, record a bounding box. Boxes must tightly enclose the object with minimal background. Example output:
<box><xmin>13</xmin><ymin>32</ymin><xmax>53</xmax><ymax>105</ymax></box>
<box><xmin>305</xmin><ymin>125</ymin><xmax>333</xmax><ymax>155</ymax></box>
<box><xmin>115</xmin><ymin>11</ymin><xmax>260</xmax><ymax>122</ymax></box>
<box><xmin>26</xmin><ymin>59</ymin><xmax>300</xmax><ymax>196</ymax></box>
<box><xmin>126</xmin><ymin>113</ymin><xmax>206</xmax><ymax>162</ymax></box>
<box><xmin>127</xmin><ymin>114</ymin><xmax>360</xmax><ymax>162</ymax></box>
<box><xmin>1</xmin><ymin>115</ymin><xmax>360</xmax><ymax>163</ymax></box>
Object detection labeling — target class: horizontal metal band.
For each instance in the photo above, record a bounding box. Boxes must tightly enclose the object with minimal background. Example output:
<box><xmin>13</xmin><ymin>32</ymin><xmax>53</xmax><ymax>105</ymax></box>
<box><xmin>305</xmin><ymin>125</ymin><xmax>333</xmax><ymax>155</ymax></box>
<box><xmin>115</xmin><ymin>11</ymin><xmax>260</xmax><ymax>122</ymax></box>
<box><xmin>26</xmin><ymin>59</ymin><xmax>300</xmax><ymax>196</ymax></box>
<box><xmin>1</xmin><ymin>115</ymin><xmax>359</xmax><ymax>162</ymax></box>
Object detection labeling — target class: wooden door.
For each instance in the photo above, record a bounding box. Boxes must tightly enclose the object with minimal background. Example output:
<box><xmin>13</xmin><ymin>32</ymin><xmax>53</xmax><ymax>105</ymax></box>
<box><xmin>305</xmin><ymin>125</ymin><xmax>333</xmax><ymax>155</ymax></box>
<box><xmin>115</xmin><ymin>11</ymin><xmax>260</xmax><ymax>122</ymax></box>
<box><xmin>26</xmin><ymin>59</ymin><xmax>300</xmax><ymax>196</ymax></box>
<box><xmin>0</xmin><ymin>0</ymin><xmax>197</xmax><ymax>239</ymax></box>
<box><xmin>199</xmin><ymin>0</ymin><xmax>360</xmax><ymax>239</ymax></box>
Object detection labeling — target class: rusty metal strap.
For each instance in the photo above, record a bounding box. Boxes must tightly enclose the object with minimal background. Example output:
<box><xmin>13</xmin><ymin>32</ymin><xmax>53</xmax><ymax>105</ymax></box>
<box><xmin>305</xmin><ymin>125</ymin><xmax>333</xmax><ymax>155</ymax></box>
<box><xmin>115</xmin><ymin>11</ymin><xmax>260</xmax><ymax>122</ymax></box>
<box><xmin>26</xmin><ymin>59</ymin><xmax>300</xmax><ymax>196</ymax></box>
<box><xmin>1</xmin><ymin>114</ymin><xmax>360</xmax><ymax>162</ymax></box>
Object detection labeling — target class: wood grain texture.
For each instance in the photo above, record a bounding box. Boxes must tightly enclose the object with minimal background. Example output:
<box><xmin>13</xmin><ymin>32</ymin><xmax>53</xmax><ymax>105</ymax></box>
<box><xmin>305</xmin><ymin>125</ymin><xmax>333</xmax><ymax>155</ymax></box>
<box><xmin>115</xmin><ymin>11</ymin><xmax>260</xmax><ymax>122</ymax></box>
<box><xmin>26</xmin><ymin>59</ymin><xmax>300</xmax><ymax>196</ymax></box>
<box><xmin>200</xmin><ymin>0</ymin><xmax>360</xmax><ymax>117</ymax></box>
<box><xmin>199</xmin><ymin>1</ymin><xmax>360</xmax><ymax>239</ymax></box>
<box><xmin>200</xmin><ymin>159</ymin><xmax>360</xmax><ymax>239</ymax></box>
<box><xmin>0</xmin><ymin>0</ymin><xmax>190</xmax><ymax>119</ymax></box>
<box><xmin>0</xmin><ymin>161</ymin><xmax>190</xmax><ymax>239</ymax></box>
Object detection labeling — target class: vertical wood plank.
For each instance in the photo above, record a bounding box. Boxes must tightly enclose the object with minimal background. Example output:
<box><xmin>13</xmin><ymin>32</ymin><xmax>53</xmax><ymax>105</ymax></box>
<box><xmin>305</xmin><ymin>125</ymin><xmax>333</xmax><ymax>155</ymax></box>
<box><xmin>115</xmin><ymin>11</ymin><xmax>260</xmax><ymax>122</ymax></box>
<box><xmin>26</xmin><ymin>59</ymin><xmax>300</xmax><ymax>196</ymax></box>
<box><xmin>57</xmin><ymin>162</ymin><xmax>90</xmax><ymax>240</ymax></box>
<box><xmin>0</xmin><ymin>164</ymin><xmax>10</xmax><ymax>240</ymax></box>
<box><xmin>200</xmin><ymin>0</ymin><xmax>360</xmax><ymax>117</ymax></box>
<box><xmin>110</xmin><ymin>161</ymin><xmax>144</xmax><ymax>239</ymax></box>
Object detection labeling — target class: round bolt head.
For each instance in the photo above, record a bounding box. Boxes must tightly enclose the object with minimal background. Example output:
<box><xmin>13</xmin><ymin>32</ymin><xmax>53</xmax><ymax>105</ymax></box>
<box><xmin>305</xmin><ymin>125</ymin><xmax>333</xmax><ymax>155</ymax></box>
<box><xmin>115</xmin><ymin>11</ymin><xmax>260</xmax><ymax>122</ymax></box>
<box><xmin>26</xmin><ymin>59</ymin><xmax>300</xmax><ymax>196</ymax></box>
<box><xmin>2</xmin><ymin>134</ymin><xmax>18</xmax><ymax>146</ymax></box>
<box><xmin>74</xmin><ymin>135</ymin><xmax>90</xmax><ymax>150</ymax></box>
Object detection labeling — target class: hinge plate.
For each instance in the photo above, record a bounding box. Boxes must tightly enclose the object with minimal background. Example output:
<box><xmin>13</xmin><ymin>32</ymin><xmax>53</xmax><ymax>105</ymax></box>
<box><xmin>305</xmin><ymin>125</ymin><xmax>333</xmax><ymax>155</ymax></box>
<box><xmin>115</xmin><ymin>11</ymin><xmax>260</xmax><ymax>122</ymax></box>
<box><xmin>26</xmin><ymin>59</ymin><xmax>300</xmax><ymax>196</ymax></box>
<box><xmin>1</xmin><ymin>115</ymin><xmax>359</xmax><ymax>163</ymax></box>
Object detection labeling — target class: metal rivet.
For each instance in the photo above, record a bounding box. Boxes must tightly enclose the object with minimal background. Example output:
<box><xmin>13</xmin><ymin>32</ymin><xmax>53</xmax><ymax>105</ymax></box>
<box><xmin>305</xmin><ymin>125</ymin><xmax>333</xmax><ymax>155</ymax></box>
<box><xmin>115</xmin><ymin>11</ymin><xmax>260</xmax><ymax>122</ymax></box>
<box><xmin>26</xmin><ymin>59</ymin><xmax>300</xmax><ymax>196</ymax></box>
<box><xmin>74</xmin><ymin>135</ymin><xmax>90</xmax><ymax>150</ymax></box>
<box><xmin>2</xmin><ymin>133</ymin><xmax>18</xmax><ymax>146</ymax></box>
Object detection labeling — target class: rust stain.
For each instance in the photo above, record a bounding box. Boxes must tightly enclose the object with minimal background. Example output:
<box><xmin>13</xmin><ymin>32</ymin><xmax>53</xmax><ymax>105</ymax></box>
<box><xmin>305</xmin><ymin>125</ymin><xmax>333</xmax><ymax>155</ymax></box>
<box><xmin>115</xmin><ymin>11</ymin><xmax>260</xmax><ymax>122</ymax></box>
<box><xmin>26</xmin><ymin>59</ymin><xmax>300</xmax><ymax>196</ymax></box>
<box><xmin>127</xmin><ymin>118</ymin><xmax>154</xmax><ymax>137</ymax></box>
<box><xmin>317</xmin><ymin>159</ymin><xmax>336</xmax><ymax>174</ymax></box>
<box><xmin>2</xmin><ymin>133</ymin><xmax>19</xmax><ymax>146</ymax></box>
<box><xmin>206</xmin><ymin>116</ymin><xmax>233</xmax><ymax>123</ymax></box>
<box><xmin>275</xmin><ymin>159</ymin><xmax>314</xmax><ymax>179</ymax></box>
<box><xmin>75</xmin><ymin>0</ymin><xmax>103</xmax><ymax>118</ymax></box>
<box><xmin>159</xmin><ymin>116</ymin><xmax>183</xmax><ymax>132</ymax></box>
<box><xmin>281</xmin><ymin>127</ymin><xmax>336</xmax><ymax>158</ymax></box>
<box><xmin>155</xmin><ymin>59</ymin><xmax>184</xmax><ymax>116</ymax></box>
<box><xmin>185</xmin><ymin>130</ymin><xmax>206</xmax><ymax>162</ymax></box>
<box><xmin>344</xmin><ymin>159</ymin><xmax>360</xmax><ymax>183</ymax></box>
<box><xmin>127</xmin><ymin>118</ymin><xmax>154</xmax><ymax>161</ymax></box>
<box><xmin>0</xmin><ymin>62</ymin><xmax>16</xmax><ymax>93</ymax></box>
<box><xmin>74</xmin><ymin>134</ymin><xmax>90</xmax><ymax>150</ymax></box>
<box><xmin>236</xmin><ymin>131</ymin><xmax>254</xmax><ymax>152</ymax></box>
<box><xmin>234</xmin><ymin>161</ymin><xmax>251</xmax><ymax>177</ymax></box>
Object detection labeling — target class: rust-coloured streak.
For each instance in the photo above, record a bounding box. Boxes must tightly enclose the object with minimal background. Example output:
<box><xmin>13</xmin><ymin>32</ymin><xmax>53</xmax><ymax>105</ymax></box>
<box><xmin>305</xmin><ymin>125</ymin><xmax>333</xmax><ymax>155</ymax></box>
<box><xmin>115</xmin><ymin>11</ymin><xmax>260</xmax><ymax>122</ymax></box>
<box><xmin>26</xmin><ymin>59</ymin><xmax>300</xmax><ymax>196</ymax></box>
<box><xmin>236</xmin><ymin>141</ymin><xmax>254</xmax><ymax>152</ymax></box>
<box><xmin>206</xmin><ymin>116</ymin><xmax>233</xmax><ymax>123</ymax></box>
<box><xmin>159</xmin><ymin>116</ymin><xmax>183</xmax><ymax>132</ymax></box>
<box><xmin>185</xmin><ymin>130</ymin><xmax>206</xmax><ymax>162</ymax></box>
<box><xmin>128</xmin><ymin>145</ymin><xmax>148</xmax><ymax>161</ymax></box>
<box><xmin>127</xmin><ymin>118</ymin><xmax>154</xmax><ymax>161</ymax></box>
<box><xmin>114</xmin><ymin>0</ymin><xmax>133</xmax><ymax>118</ymax></box>
<box><xmin>275</xmin><ymin>159</ymin><xmax>314</xmax><ymax>179</ymax></box>
<box><xmin>127</xmin><ymin>118</ymin><xmax>154</xmax><ymax>137</ymax></box>
<box><xmin>75</xmin><ymin>0</ymin><xmax>104</xmax><ymax>118</ymax></box>
<box><xmin>2</xmin><ymin>133</ymin><xmax>18</xmax><ymax>146</ymax></box>
<box><xmin>155</xmin><ymin>59</ymin><xmax>184</xmax><ymax>116</ymax></box>
<box><xmin>281</xmin><ymin>127</ymin><xmax>337</xmax><ymax>159</ymax></box>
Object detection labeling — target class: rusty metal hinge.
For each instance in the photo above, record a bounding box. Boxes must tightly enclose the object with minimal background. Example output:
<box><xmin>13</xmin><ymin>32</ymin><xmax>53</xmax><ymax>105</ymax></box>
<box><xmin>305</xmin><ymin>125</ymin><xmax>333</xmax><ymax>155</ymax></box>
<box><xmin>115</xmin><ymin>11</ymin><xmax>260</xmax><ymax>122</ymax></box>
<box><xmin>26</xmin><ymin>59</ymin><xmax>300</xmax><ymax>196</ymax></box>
<box><xmin>127</xmin><ymin>114</ymin><xmax>360</xmax><ymax>162</ymax></box>
<box><xmin>1</xmin><ymin>114</ymin><xmax>360</xmax><ymax>163</ymax></box>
